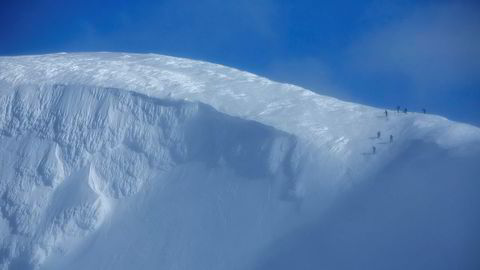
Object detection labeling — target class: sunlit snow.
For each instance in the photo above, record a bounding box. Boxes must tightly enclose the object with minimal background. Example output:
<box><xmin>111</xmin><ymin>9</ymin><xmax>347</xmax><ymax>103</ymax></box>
<box><xmin>0</xmin><ymin>53</ymin><xmax>479</xmax><ymax>270</ymax></box>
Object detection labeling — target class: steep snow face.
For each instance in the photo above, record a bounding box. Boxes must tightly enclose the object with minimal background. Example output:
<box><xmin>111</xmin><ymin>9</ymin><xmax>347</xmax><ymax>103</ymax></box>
<box><xmin>0</xmin><ymin>53</ymin><xmax>479</xmax><ymax>270</ymax></box>
<box><xmin>0</xmin><ymin>84</ymin><xmax>312</xmax><ymax>270</ymax></box>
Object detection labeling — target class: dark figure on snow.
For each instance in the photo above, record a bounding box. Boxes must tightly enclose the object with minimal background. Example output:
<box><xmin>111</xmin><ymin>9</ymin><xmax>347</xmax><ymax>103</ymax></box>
<box><xmin>372</xmin><ymin>146</ymin><xmax>376</xmax><ymax>154</ymax></box>
<box><xmin>422</xmin><ymin>108</ymin><xmax>426</xmax><ymax>114</ymax></box>
<box><xmin>390</xmin><ymin>135</ymin><xmax>393</xmax><ymax>143</ymax></box>
<box><xmin>396</xmin><ymin>106</ymin><xmax>400</xmax><ymax>113</ymax></box>
<box><xmin>403</xmin><ymin>108</ymin><xmax>408</xmax><ymax>114</ymax></box>
<box><xmin>377</xmin><ymin>131</ymin><xmax>381</xmax><ymax>139</ymax></box>
<box><xmin>385</xmin><ymin>110</ymin><xmax>388</xmax><ymax>117</ymax></box>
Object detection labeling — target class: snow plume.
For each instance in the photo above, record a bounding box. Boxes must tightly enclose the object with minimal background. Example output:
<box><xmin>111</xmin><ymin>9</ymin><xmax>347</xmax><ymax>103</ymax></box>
<box><xmin>0</xmin><ymin>53</ymin><xmax>479</xmax><ymax>270</ymax></box>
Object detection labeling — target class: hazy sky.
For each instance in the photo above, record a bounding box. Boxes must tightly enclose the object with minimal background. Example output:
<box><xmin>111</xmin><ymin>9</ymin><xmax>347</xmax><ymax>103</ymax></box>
<box><xmin>1</xmin><ymin>0</ymin><xmax>479</xmax><ymax>125</ymax></box>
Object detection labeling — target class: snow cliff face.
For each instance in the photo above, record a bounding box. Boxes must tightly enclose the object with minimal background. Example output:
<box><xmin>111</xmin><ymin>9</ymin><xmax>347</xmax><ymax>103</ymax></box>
<box><xmin>0</xmin><ymin>84</ymin><xmax>304</xmax><ymax>269</ymax></box>
<box><xmin>0</xmin><ymin>53</ymin><xmax>479</xmax><ymax>270</ymax></box>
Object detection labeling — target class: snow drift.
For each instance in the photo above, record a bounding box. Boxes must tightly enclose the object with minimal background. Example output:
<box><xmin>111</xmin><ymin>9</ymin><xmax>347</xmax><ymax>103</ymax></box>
<box><xmin>0</xmin><ymin>53</ymin><xmax>479</xmax><ymax>270</ymax></box>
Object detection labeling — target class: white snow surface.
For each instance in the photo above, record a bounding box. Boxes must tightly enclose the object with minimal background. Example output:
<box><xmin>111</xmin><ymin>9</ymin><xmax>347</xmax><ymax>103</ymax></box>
<box><xmin>0</xmin><ymin>52</ymin><xmax>479</xmax><ymax>270</ymax></box>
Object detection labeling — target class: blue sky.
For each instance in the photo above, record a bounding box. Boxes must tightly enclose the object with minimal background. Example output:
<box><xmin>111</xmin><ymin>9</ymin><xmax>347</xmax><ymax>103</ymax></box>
<box><xmin>1</xmin><ymin>0</ymin><xmax>479</xmax><ymax>125</ymax></box>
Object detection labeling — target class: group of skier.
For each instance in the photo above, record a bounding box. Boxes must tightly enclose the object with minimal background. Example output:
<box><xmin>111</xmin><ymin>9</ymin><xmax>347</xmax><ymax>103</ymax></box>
<box><xmin>394</xmin><ymin>106</ymin><xmax>426</xmax><ymax>115</ymax></box>
<box><xmin>372</xmin><ymin>106</ymin><xmax>426</xmax><ymax>154</ymax></box>
<box><xmin>372</xmin><ymin>131</ymin><xmax>393</xmax><ymax>154</ymax></box>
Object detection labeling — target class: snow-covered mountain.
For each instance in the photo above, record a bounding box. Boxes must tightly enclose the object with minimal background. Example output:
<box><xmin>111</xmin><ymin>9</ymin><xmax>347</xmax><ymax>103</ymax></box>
<box><xmin>0</xmin><ymin>53</ymin><xmax>479</xmax><ymax>270</ymax></box>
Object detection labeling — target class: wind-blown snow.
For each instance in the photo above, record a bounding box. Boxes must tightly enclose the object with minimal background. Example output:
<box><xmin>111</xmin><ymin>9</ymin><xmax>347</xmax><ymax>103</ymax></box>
<box><xmin>0</xmin><ymin>53</ymin><xmax>479</xmax><ymax>270</ymax></box>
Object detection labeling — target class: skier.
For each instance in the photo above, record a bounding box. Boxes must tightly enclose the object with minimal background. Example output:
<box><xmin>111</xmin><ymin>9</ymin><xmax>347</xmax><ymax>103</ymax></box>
<box><xmin>385</xmin><ymin>110</ymin><xmax>388</xmax><ymax>117</ymax></box>
<box><xmin>396</xmin><ymin>105</ymin><xmax>400</xmax><ymax>113</ymax></box>
<box><xmin>372</xmin><ymin>146</ymin><xmax>376</xmax><ymax>154</ymax></box>
<box><xmin>377</xmin><ymin>131</ymin><xmax>381</xmax><ymax>139</ymax></box>
<box><xmin>422</xmin><ymin>108</ymin><xmax>426</xmax><ymax>114</ymax></box>
<box><xmin>390</xmin><ymin>134</ymin><xmax>393</xmax><ymax>143</ymax></box>
<box><xmin>403</xmin><ymin>108</ymin><xmax>408</xmax><ymax>114</ymax></box>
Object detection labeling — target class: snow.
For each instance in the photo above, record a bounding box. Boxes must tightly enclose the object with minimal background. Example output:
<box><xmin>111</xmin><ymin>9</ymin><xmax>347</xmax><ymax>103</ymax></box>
<box><xmin>0</xmin><ymin>52</ymin><xmax>479</xmax><ymax>270</ymax></box>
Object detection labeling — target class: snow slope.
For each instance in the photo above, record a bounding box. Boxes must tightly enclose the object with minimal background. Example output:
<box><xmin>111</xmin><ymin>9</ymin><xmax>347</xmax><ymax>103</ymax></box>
<box><xmin>0</xmin><ymin>53</ymin><xmax>479</xmax><ymax>270</ymax></box>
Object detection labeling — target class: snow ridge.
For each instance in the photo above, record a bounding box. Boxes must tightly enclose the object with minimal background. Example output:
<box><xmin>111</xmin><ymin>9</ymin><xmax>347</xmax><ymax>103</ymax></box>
<box><xmin>0</xmin><ymin>53</ymin><xmax>479</xmax><ymax>270</ymax></box>
<box><xmin>1</xmin><ymin>53</ymin><xmax>478</xmax><ymax>175</ymax></box>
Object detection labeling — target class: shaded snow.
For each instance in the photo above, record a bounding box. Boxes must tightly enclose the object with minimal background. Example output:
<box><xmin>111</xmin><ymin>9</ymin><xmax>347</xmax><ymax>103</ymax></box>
<box><xmin>0</xmin><ymin>53</ymin><xmax>479</xmax><ymax>270</ymax></box>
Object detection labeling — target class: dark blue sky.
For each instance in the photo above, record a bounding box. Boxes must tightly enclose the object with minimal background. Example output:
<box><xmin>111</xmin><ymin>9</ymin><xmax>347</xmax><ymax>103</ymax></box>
<box><xmin>1</xmin><ymin>0</ymin><xmax>479</xmax><ymax>125</ymax></box>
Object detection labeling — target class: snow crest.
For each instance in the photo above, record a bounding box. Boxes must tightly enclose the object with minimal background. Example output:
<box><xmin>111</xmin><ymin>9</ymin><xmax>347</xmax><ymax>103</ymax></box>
<box><xmin>0</xmin><ymin>53</ymin><xmax>479</xmax><ymax>270</ymax></box>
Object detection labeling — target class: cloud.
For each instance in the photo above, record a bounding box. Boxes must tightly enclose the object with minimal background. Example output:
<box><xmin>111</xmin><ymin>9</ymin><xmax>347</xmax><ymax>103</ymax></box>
<box><xmin>348</xmin><ymin>2</ymin><xmax>480</xmax><ymax>93</ymax></box>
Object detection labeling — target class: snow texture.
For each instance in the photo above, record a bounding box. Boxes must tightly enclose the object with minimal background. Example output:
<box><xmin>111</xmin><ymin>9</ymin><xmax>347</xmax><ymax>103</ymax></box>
<box><xmin>0</xmin><ymin>53</ymin><xmax>479</xmax><ymax>270</ymax></box>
